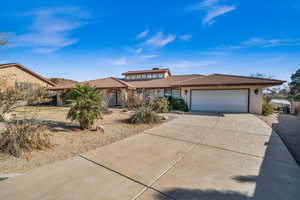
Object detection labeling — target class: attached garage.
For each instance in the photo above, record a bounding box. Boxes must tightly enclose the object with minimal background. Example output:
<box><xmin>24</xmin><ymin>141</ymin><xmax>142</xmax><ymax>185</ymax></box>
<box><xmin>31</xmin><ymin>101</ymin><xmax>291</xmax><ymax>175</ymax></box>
<box><xmin>190</xmin><ymin>89</ymin><xmax>249</xmax><ymax>113</ymax></box>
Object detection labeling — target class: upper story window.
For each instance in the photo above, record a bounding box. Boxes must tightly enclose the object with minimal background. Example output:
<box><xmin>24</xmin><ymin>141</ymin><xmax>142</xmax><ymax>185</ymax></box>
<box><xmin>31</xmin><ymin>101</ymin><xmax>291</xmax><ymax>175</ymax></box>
<box><xmin>136</xmin><ymin>74</ymin><xmax>141</xmax><ymax>79</ymax></box>
<box><xmin>157</xmin><ymin>73</ymin><xmax>164</xmax><ymax>78</ymax></box>
<box><xmin>146</xmin><ymin>74</ymin><xmax>152</xmax><ymax>79</ymax></box>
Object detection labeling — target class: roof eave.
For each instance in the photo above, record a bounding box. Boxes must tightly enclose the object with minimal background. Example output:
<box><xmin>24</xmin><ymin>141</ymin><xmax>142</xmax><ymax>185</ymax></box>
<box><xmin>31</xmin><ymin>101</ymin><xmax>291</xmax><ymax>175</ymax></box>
<box><xmin>171</xmin><ymin>82</ymin><xmax>285</xmax><ymax>87</ymax></box>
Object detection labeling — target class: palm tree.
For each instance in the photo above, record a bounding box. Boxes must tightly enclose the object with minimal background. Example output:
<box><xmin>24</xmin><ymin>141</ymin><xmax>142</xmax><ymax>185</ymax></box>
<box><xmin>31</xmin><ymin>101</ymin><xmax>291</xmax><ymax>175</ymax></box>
<box><xmin>65</xmin><ymin>84</ymin><xmax>104</xmax><ymax>129</ymax></box>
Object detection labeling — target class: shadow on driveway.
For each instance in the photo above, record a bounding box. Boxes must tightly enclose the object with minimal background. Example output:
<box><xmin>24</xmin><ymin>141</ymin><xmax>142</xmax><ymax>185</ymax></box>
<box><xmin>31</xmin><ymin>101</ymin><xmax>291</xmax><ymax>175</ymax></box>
<box><xmin>154</xmin><ymin>130</ymin><xmax>300</xmax><ymax>200</ymax></box>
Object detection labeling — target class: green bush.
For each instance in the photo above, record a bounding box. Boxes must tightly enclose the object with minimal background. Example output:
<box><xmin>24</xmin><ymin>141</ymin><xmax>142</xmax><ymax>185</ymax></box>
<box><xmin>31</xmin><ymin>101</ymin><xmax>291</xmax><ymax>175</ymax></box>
<box><xmin>151</xmin><ymin>97</ymin><xmax>170</xmax><ymax>113</ymax></box>
<box><xmin>262</xmin><ymin>101</ymin><xmax>274</xmax><ymax>116</ymax></box>
<box><xmin>65</xmin><ymin>85</ymin><xmax>104</xmax><ymax>129</ymax></box>
<box><xmin>130</xmin><ymin>106</ymin><xmax>161</xmax><ymax>124</ymax></box>
<box><xmin>167</xmin><ymin>96</ymin><xmax>189</xmax><ymax>112</ymax></box>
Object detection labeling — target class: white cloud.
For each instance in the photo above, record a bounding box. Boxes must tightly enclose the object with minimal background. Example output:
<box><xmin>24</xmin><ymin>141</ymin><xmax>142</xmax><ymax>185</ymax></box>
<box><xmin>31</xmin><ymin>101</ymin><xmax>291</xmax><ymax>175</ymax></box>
<box><xmin>143</xmin><ymin>31</ymin><xmax>176</xmax><ymax>47</ymax></box>
<box><xmin>136</xmin><ymin>29</ymin><xmax>149</xmax><ymax>39</ymax></box>
<box><xmin>198</xmin><ymin>50</ymin><xmax>229</xmax><ymax>56</ymax></box>
<box><xmin>7</xmin><ymin>7</ymin><xmax>90</xmax><ymax>53</ymax></box>
<box><xmin>224</xmin><ymin>37</ymin><xmax>300</xmax><ymax>49</ymax></box>
<box><xmin>107</xmin><ymin>57</ymin><xmax>128</xmax><ymax>65</ymax></box>
<box><xmin>187</xmin><ymin>0</ymin><xmax>236</xmax><ymax>25</ymax></box>
<box><xmin>264</xmin><ymin>57</ymin><xmax>285</xmax><ymax>62</ymax></box>
<box><xmin>179</xmin><ymin>34</ymin><xmax>192</xmax><ymax>42</ymax></box>
<box><xmin>137</xmin><ymin>54</ymin><xmax>159</xmax><ymax>60</ymax></box>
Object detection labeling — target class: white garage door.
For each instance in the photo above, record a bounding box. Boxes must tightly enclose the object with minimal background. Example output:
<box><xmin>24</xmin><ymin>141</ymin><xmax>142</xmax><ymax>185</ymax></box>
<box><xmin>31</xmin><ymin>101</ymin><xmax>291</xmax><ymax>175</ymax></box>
<box><xmin>191</xmin><ymin>90</ymin><xmax>249</xmax><ymax>113</ymax></box>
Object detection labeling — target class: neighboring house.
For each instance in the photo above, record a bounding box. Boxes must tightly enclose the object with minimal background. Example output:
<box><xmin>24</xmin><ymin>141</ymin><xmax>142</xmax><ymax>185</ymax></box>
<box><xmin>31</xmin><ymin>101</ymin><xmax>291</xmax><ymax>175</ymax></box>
<box><xmin>269</xmin><ymin>99</ymin><xmax>291</xmax><ymax>110</ymax></box>
<box><xmin>51</xmin><ymin>68</ymin><xmax>284</xmax><ymax>114</ymax></box>
<box><xmin>0</xmin><ymin>63</ymin><xmax>55</xmax><ymax>88</ymax></box>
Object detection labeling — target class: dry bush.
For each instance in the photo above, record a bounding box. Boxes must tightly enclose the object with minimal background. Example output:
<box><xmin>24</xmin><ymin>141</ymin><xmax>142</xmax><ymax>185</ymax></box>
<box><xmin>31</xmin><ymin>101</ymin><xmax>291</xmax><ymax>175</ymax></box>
<box><xmin>0</xmin><ymin>79</ymin><xmax>48</xmax><ymax>121</ymax></box>
<box><xmin>130</xmin><ymin>106</ymin><xmax>161</xmax><ymax>124</ymax></box>
<box><xmin>262</xmin><ymin>101</ymin><xmax>274</xmax><ymax>116</ymax></box>
<box><xmin>0</xmin><ymin>120</ymin><xmax>53</xmax><ymax>157</ymax></box>
<box><xmin>26</xmin><ymin>85</ymin><xmax>49</xmax><ymax>105</ymax></box>
<box><xmin>151</xmin><ymin>97</ymin><xmax>170</xmax><ymax>113</ymax></box>
<box><xmin>0</xmin><ymin>79</ymin><xmax>27</xmax><ymax>121</ymax></box>
<box><xmin>124</xmin><ymin>94</ymin><xmax>142</xmax><ymax>109</ymax></box>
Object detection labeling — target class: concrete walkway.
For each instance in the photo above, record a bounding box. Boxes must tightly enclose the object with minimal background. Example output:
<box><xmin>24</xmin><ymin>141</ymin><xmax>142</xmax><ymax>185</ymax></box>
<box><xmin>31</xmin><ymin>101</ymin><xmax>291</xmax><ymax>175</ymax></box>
<box><xmin>0</xmin><ymin>113</ymin><xmax>299</xmax><ymax>200</ymax></box>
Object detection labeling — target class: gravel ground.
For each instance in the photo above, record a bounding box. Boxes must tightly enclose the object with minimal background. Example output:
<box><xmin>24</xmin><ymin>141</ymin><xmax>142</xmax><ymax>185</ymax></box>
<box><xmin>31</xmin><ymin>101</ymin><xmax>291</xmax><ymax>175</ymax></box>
<box><xmin>0</xmin><ymin>106</ymin><xmax>173</xmax><ymax>174</ymax></box>
<box><xmin>257</xmin><ymin>113</ymin><xmax>300</xmax><ymax>166</ymax></box>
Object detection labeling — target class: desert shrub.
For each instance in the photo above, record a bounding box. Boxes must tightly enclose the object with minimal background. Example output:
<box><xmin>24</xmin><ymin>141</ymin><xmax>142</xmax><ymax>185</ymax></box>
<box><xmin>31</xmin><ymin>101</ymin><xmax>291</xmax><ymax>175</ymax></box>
<box><xmin>151</xmin><ymin>97</ymin><xmax>170</xmax><ymax>113</ymax></box>
<box><xmin>0</xmin><ymin>82</ymin><xmax>27</xmax><ymax>121</ymax></box>
<box><xmin>123</xmin><ymin>93</ymin><xmax>142</xmax><ymax>109</ymax></box>
<box><xmin>262</xmin><ymin>101</ymin><xmax>274</xmax><ymax>116</ymax></box>
<box><xmin>130</xmin><ymin>106</ymin><xmax>161</xmax><ymax>124</ymax></box>
<box><xmin>0</xmin><ymin>120</ymin><xmax>53</xmax><ymax>157</ymax></box>
<box><xmin>0</xmin><ymin>79</ymin><xmax>48</xmax><ymax>121</ymax></box>
<box><xmin>65</xmin><ymin>85</ymin><xmax>104</xmax><ymax>129</ymax></box>
<box><xmin>167</xmin><ymin>96</ymin><xmax>189</xmax><ymax>112</ymax></box>
<box><xmin>26</xmin><ymin>85</ymin><xmax>49</xmax><ymax>105</ymax></box>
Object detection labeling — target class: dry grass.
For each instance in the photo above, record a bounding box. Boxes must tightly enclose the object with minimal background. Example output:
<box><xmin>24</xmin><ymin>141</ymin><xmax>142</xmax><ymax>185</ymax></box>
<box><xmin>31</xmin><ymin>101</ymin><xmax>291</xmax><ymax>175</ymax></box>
<box><xmin>0</xmin><ymin>106</ymin><xmax>173</xmax><ymax>173</ymax></box>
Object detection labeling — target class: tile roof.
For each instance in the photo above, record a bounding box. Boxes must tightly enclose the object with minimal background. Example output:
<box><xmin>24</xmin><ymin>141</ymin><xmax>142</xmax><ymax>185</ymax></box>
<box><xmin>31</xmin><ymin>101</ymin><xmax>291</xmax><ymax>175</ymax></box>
<box><xmin>50</xmin><ymin>73</ymin><xmax>284</xmax><ymax>90</ymax></box>
<box><xmin>0</xmin><ymin>63</ymin><xmax>56</xmax><ymax>86</ymax></box>
<box><xmin>172</xmin><ymin>74</ymin><xmax>285</xmax><ymax>87</ymax></box>
<box><xmin>50</xmin><ymin>77</ymin><xmax>135</xmax><ymax>90</ymax></box>
<box><xmin>122</xmin><ymin>68</ymin><xmax>171</xmax><ymax>75</ymax></box>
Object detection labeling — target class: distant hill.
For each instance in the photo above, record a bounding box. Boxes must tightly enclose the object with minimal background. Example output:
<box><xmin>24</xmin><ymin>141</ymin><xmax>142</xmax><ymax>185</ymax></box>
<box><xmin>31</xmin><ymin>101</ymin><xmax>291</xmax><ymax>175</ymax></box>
<box><xmin>49</xmin><ymin>78</ymin><xmax>78</xmax><ymax>86</ymax></box>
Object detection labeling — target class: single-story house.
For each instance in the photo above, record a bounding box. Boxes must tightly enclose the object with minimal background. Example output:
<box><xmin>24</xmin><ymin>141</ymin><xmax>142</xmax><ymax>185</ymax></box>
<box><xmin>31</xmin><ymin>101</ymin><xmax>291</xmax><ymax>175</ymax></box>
<box><xmin>0</xmin><ymin>63</ymin><xmax>55</xmax><ymax>88</ymax></box>
<box><xmin>269</xmin><ymin>99</ymin><xmax>291</xmax><ymax>110</ymax></box>
<box><xmin>51</xmin><ymin>68</ymin><xmax>284</xmax><ymax>114</ymax></box>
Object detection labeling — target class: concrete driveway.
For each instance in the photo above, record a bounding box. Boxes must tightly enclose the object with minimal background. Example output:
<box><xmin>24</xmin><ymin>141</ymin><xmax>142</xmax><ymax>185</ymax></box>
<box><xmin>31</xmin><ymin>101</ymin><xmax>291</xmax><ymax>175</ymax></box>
<box><xmin>0</xmin><ymin>113</ymin><xmax>299</xmax><ymax>200</ymax></box>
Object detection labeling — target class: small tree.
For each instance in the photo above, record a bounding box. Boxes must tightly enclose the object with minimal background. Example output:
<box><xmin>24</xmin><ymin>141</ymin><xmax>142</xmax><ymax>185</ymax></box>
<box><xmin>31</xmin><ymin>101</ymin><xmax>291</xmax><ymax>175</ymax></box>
<box><xmin>0</xmin><ymin>79</ymin><xmax>27</xmax><ymax>121</ymax></box>
<box><xmin>65</xmin><ymin>84</ymin><xmax>104</xmax><ymax>129</ymax></box>
<box><xmin>289</xmin><ymin>69</ymin><xmax>300</xmax><ymax>101</ymax></box>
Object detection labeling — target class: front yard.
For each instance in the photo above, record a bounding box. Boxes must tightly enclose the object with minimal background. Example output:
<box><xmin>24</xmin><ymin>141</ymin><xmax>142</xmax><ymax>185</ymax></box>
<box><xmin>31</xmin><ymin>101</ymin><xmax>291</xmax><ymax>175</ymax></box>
<box><xmin>257</xmin><ymin>113</ymin><xmax>300</xmax><ymax>166</ymax></box>
<box><xmin>0</xmin><ymin>106</ymin><xmax>172</xmax><ymax>174</ymax></box>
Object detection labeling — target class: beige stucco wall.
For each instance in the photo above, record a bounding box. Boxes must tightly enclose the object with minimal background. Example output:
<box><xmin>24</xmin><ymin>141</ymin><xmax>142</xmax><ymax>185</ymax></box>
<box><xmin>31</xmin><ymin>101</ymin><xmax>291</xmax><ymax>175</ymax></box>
<box><xmin>180</xmin><ymin>86</ymin><xmax>264</xmax><ymax>114</ymax></box>
<box><xmin>0</xmin><ymin>66</ymin><xmax>51</xmax><ymax>88</ymax></box>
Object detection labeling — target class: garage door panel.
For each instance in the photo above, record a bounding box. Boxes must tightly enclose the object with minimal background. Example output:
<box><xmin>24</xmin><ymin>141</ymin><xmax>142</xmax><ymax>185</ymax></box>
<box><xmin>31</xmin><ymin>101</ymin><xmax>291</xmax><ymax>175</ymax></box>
<box><xmin>191</xmin><ymin>90</ymin><xmax>248</xmax><ymax>113</ymax></box>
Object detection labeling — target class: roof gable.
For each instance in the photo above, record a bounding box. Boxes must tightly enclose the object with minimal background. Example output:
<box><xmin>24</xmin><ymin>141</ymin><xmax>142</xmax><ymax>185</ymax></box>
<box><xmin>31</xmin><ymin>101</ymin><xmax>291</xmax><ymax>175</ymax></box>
<box><xmin>0</xmin><ymin>63</ymin><xmax>56</xmax><ymax>86</ymax></box>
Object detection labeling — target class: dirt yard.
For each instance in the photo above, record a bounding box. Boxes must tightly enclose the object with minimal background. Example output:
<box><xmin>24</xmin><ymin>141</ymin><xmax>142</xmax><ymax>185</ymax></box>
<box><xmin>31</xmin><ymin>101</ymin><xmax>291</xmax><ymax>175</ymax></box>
<box><xmin>257</xmin><ymin>113</ymin><xmax>300</xmax><ymax>166</ymax></box>
<box><xmin>0</xmin><ymin>106</ymin><xmax>172</xmax><ymax>174</ymax></box>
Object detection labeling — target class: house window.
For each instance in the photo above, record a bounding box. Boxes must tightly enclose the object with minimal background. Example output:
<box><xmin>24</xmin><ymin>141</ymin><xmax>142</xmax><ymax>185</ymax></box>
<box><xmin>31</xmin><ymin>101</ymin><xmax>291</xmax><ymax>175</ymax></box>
<box><xmin>164</xmin><ymin>88</ymin><xmax>172</xmax><ymax>97</ymax></box>
<box><xmin>158</xmin><ymin>73</ymin><xmax>164</xmax><ymax>78</ymax></box>
<box><xmin>172</xmin><ymin>88</ymin><xmax>181</xmax><ymax>98</ymax></box>
<box><xmin>146</xmin><ymin>74</ymin><xmax>152</xmax><ymax>79</ymax></box>
<box><xmin>15</xmin><ymin>82</ymin><xmax>30</xmax><ymax>90</ymax></box>
<box><xmin>142</xmin><ymin>74</ymin><xmax>147</xmax><ymax>79</ymax></box>
<box><xmin>136</xmin><ymin>74</ymin><xmax>141</xmax><ymax>79</ymax></box>
<box><xmin>153</xmin><ymin>73</ymin><xmax>158</xmax><ymax>78</ymax></box>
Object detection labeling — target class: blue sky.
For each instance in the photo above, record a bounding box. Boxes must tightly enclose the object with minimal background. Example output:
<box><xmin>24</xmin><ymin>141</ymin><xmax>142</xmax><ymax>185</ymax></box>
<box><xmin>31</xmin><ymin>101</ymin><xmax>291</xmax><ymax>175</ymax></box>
<box><xmin>1</xmin><ymin>0</ymin><xmax>300</xmax><ymax>82</ymax></box>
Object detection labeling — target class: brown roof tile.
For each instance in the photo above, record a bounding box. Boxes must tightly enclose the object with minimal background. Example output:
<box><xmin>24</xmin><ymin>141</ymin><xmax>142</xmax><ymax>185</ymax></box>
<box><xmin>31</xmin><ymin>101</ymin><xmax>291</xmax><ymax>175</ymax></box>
<box><xmin>0</xmin><ymin>63</ymin><xmax>56</xmax><ymax>86</ymax></box>
<box><xmin>172</xmin><ymin>74</ymin><xmax>285</xmax><ymax>87</ymax></box>
<box><xmin>50</xmin><ymin>77</ymin><xmax>134</xmax><ymax>90</ymax></box>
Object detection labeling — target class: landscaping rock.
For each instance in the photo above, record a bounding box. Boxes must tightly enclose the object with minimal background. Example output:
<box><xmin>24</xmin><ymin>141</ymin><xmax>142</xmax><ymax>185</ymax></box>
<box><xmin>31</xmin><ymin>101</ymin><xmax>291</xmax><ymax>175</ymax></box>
<box><xmin>161</xmin><ymin>115</ymin><xmax>169</xmax><ymax>120</ymax></box>
<box><xmin>90</xmin><ymin>125</ymin><xmax>105</xmax><ymax>133</ymax></box>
